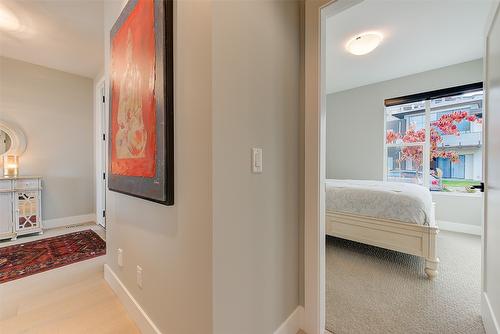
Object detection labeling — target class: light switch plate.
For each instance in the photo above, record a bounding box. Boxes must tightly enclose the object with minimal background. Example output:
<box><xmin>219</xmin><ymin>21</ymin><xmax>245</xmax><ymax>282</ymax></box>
<box><xmin>252</xmin><ymin>148</ymin><xmax>263</xmax><ymax>173</ymax></box>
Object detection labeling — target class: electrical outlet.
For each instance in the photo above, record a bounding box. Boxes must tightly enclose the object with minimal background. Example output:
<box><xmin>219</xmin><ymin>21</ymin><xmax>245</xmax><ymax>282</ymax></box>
<box><xmin>136</xmin><ymin>265</ymin><xmax>143</xmax><ymax>289</ymax></box>
<box><xmin>117</xmin><ymin>248</ymin><xmax>123</xmax><ymax>267</ymax></box>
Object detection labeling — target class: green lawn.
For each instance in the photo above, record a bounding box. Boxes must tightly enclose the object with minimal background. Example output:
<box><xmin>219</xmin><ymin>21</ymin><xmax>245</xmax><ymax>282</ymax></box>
<box><xmin>442</xmin><ymin>179</ymin><xmax>480</xmax><ymax>188</ymax></box>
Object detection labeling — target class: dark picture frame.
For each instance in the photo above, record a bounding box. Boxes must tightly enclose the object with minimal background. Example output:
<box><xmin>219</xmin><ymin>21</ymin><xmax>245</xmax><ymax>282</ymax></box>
<box><xmin>108</xmin><ymin>0</ymin><xmax>174</xmax><ymax>205</ymax></box>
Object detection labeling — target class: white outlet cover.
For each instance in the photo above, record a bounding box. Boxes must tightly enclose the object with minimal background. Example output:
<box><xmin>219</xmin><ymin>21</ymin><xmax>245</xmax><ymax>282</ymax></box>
<box><xmin>117</xmin><ymin>248</ymin><xmax>123</xmax><ymax>267</ymax></box>
<box><xmin>136</xmin><ymin>265</ymin><xmax>143</xmax><ymax>289</ymax></box>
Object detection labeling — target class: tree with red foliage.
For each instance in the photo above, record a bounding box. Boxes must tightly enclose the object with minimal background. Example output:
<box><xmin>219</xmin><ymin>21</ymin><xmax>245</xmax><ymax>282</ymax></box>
<box><xmin>386</xmin><ymin>111</ymin><xmax>482</xmax><ymax>170</ymax></box>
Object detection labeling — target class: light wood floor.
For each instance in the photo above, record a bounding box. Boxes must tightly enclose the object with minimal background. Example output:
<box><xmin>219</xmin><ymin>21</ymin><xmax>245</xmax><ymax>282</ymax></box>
<box><xmin>0</xmin><ymin>271</ymin><xmax>139</xmax><ymax>334</ymax></box>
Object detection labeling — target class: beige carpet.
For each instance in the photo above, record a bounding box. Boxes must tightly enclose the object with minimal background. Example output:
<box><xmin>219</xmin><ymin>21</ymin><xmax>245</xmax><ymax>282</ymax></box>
<box><xmin>326</xmin><ymin>231</ymin><xmax>484</xmax><ymax>334</ymax></box>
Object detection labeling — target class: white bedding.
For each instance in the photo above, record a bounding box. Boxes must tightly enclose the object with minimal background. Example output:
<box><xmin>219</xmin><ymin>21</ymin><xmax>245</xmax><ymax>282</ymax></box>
<box><xmin>325</xmin><ymin>179</ymin><xmax>434</xmax><ymax>226</ymax></box>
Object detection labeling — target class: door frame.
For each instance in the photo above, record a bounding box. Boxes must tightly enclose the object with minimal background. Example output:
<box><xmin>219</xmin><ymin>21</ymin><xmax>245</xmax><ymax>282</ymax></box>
<box><xmin>304</xmin><ymin>1</ymin><xmax>498</xmax><ymax>333</ymax></box>
<box><xmin>94</xmin><ymin>77</ymin><xmax>107</xmax><ymax>228</ymax></box>
<box><xmin>482</xmin><ymin>1</ymin><xmax>500</xmax><ymax>333</ymax></box>
<box><xmin>303</xmin><ymin>1</ymin><xmax>333</xmax><ymax>332</ymax></box>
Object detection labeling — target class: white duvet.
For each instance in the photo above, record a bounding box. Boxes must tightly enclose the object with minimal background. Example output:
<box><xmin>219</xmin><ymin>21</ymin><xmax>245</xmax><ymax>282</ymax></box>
<box><xmin>325</xmin><ymin>179</ymin><xmax>434</xmax><ymax>226</ymax></box>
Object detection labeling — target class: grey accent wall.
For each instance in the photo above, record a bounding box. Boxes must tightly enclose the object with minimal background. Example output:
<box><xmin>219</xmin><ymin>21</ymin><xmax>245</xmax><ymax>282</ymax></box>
<box><xmin>212</xmin><ymin>1</ymin><xmax>300</xmax><ymax>333</ymax></box>
<box><xmin>0</xmin><ymin>56</ymin><xmax>94</xmax><ymax>220</ymax></box>
<box><xmin>326</xmin><ymin>59</ymin><xmax>483</xmax><ymax>180</ymax></box>
<box><xmin>104</xmin><ymin>1</ymin><xmax>213</xmax><ymax>333</ymax></box>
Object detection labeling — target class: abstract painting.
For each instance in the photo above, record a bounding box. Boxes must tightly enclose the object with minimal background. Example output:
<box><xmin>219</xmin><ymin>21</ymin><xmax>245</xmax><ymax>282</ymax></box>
<box><xmin>109</xmin><ymin>0</ymin><xmax>173</xmax><ymax>205</ymax></box>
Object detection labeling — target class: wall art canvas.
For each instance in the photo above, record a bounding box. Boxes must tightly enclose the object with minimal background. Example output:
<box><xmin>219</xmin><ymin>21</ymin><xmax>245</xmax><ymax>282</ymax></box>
<box><xmin>109</xmin><ymin>0</ymin><xmax>173</xmax><ymax>205</ymax></box>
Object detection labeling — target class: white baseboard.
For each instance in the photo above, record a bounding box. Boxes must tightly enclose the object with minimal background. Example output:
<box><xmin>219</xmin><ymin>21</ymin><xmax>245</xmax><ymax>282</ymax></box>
<box><xmin>43</xmin><ymin>213</ymin><xmax>96</xmax><ymax>229</ymax></box>
<box><xmin>274</xmin><ymin>305</ymin><xmax>304</xmax><ymax>334</ymax></box>
<box><xmin>482</xmin><ymin>292</ymin><xmax>500</xmax><ymax>334</ymax></box>
<box><xmin>104</xmin><ymin>264</ymin><xmax>161</xmax><ymax>334</ymax></box>
<box><xmin>437</xmin><ymin>220</ymin><xmax>482</xmax><ymax>236</ymax></box>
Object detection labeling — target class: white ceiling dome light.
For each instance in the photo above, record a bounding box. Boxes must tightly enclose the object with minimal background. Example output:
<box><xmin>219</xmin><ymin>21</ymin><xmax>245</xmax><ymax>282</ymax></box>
<box><xmin>345</xmin><ymin>31</ymin><xmax>383</xmax><ymax>56</ymax></box>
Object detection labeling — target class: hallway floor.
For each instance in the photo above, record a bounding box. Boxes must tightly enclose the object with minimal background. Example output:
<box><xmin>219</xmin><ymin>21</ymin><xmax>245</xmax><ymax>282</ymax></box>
<box><xmin>0</xmin><ymin>271</ymin><xmax>139</xmax><ymax>333</ymax></box>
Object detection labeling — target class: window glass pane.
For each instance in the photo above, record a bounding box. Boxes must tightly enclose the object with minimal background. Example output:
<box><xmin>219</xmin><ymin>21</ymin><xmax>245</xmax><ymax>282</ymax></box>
<box><xmin>429</xmin><ymin>90</ymin><xmax>483</xmax><ymax>192</ymax></box>
<box><xmin>387</xmin><ymin>145</ymin><xmax>423</xmax><ymax>185</ymax></box>
<box><xmin>385</xmin><ymin>101</ymin><xmax>426</xmax><ymax>144</ymax></box>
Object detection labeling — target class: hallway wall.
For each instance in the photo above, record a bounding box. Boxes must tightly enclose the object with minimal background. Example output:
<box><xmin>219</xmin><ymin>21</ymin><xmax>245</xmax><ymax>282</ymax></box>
<box><xmin>103</xmin><ymin>1</ymin><xmax>213</xmax><ymax>332</ymax></box>
<box><xmin>104</xmin><ymin>1</ymin><xmax>301</xmax><ymax>333</ymax></box>
<box><xmin>212</xmin><ymin>1</ymin><xmax>301</xmax><ymax>333</ymax></box>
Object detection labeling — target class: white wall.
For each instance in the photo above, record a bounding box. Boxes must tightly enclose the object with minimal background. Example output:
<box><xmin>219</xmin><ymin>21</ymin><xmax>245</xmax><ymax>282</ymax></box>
<box><xmin>432</xmin><ymin>193</ymin><xmax>482</xmax><ymax>233</ymax></box>
<box><xmin>326</xmin><ymin>59</ymin><xmax>483</xmax><ymax>180</ymax></box>
<box><xmin>0</xmin><ymin>56</ymin><xmax>94</xmax><ymax>220</ymax></box>
<box><xmin>104</xmin><ymin>1</ymin><xmax>213</xmax><ymax>333</ymax></box>
<box><xmin>212</xmin><ymin>1</ymin><xmax>300</xmax><ymax>333</ymax></box>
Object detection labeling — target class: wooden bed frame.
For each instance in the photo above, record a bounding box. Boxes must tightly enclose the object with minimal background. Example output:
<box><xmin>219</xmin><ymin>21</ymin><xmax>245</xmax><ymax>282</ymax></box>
<box><xmin>326</xmin><ymin>210</ymin><xmax>440</xmax><ymax>278</ymax></box>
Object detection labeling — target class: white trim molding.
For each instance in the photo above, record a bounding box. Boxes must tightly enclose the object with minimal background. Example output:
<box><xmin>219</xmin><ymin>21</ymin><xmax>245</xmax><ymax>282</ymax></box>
<box><xmin>483</xmin><ymin>292</ymin><xmax>500</xmax><ymax>334</ymax></box>
<box><xmin>437</xmin><ymin>220</ymin><xmax>482</xmax><ymax>236</ymax></box>
<box><xmin>274</xmin><ymin>306</ymin><xmax>304</xmax><ymax>334</ymax></box>
<box><xmin>43</xmin><ymin>213</ymin><xmax>97</xmax><ymax>230</ymax></box>
<box><xmin>104</xmin><ymin>264</ymin><xmax>162</xmax><ymax>334</ymax></box>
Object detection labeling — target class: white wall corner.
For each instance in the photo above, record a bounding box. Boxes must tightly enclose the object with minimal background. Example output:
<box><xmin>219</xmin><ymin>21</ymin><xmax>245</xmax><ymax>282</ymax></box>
<box><xmin>43</xmin><ymin>213</ymin><xmax>97</xmax><ymax>230</ymax></box>
<box><xmin>104</xmin><ymin>264</ymin><xmax>162</xmax><ymax>334</ymax></box>
<box><xmin>274</xmin><ymin>306</ymin><xmax>304</xmax><ymax>334</ymax></box>
<box><xmin>482</xmin><ymin>293</ymin><xmax>500</xmax><ymax>334</ymax></box>
<box><xmin>437</xmin><ymin>220</ymin><xmax>482</xmax><ymax>236</ymax></box>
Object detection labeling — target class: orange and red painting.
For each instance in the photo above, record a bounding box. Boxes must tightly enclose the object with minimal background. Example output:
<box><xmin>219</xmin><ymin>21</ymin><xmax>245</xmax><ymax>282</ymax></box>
<box><xmin>110</xmin><ymin>0</ymin><xmax>156</xmax><ymax>177</ymax></box>
<box><xmin>109</xmin><ymin>0</ymin><xmax>173</xmax><ymax>205</ymax></box>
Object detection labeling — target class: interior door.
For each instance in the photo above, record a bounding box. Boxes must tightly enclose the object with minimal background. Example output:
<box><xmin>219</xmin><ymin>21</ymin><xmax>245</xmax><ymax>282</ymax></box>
<box><xmin>482</xmin><ymin>2</ymin><xmax>500</xmax><ymax>333</ymax></box>
<box><xmin>99</xmin><ymin>83</ymin><xmax>107</xmax><ymax>229</ymax></box>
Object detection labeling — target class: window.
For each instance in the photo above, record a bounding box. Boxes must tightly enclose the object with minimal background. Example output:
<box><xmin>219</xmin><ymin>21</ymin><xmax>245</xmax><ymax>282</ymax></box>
<box><xmin>384</xmin><ymin>83</ymin><xmax>483</xmax><ymax>192</ymax></box>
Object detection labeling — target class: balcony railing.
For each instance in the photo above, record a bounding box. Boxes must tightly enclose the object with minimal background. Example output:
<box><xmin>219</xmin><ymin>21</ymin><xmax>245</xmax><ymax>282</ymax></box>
<box><xmin>440</xmin><ymin>132</ymin><xmax>482</xmax><ymax>148</ymax></box>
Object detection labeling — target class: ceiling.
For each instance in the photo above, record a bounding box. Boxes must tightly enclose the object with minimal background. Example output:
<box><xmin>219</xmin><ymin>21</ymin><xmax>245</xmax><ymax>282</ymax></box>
<box><xmin>325</xmin><ymin>0</ymin><xmax>493</xmax><ymax>94</ymax></box>
<box><xmin>0</xmin><ymin>0</ymin><xmax>104</xmax><ymax>79</ymax></box>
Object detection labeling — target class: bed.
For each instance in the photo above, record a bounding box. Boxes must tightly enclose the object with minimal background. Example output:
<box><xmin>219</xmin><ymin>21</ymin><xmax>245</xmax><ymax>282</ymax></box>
<box><xmin>325</xmin><ymin>179</ymin><xmax>440</xmax><ymax>278</ymax></box>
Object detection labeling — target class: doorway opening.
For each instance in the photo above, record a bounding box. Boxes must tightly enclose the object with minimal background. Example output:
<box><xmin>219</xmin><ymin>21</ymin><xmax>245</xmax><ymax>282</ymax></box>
<box><xmin>319</xmin><ymin>0</ymin><xmax>489</xmax><ymax>333</ymax></box>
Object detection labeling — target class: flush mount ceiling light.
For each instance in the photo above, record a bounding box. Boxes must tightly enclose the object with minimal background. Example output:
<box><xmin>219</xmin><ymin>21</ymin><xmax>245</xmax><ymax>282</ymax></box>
<box><xmin>0</xmin><ymin>3</ymin><xmax>20</xmax><ymax>31</ymax></box>
<box><xmin>346</xmin><ymin>31</ymin><xmax>383</xmax><ymax>56</ymax></box>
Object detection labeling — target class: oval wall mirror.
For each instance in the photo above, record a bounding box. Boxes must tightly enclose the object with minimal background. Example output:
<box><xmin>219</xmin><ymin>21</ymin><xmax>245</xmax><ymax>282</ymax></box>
<box><xmin>0</xmin><ymin>120</ymin><xmax>27</xmax><ymax>157</ymax></box>
<box><xmin>0</xmin><ymin>129</ymin><xmax>12</xmax><ymax>155</ymax></box>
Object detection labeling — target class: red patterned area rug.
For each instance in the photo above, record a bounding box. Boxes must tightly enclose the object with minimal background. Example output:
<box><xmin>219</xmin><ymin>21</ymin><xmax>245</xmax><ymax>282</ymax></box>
<box><xmin>0</xmin><ymin>230</ymin><xmax>106</xmax><ymax>284</ymax></box>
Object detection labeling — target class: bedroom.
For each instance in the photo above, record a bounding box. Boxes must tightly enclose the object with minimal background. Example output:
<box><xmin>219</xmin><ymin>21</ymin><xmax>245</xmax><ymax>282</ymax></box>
<box><xmin>323</xmin><ymin>0</ymin><xmax>490</xmax><ymax>333</ymax></box>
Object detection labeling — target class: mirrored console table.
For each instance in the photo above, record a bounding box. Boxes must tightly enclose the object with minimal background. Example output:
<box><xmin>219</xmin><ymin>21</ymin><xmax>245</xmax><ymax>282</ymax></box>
<box><xmin>0</xmin><ymin>176</ymin><xmax>43</xmax><ymax>241</ymax></box>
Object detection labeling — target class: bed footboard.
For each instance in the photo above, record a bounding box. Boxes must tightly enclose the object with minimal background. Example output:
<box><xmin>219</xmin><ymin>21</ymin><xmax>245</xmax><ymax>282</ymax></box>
<box><xmin>326</xmin><ymin>211</ymin><xmax>440</xmax><ymax>278</ymax></box>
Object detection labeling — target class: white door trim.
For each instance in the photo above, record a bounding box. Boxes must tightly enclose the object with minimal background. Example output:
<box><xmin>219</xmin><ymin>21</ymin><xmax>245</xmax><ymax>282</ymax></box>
<box><xmin>94</xmin><ymin>77</ymin><xmax>107</xmax><ymax>228</ymax></box>
<box><xmin>482</xmin><ymin>1</ymin><xmax>500</xmax><ymax>332</ymax></box>
<box><xmin>303</xmin><ymin>1</ymin><xmax>333</xmax><ymax>332</ymax></box>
